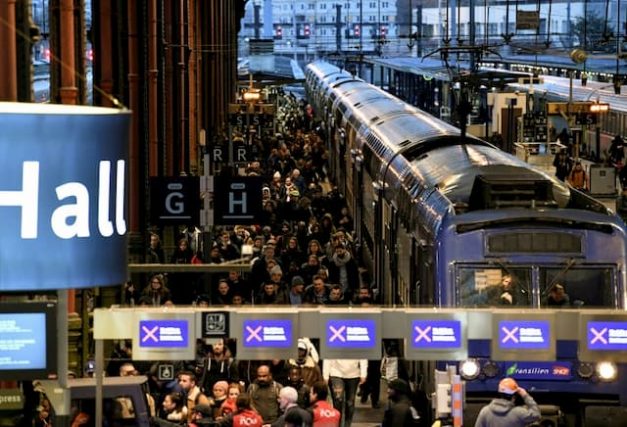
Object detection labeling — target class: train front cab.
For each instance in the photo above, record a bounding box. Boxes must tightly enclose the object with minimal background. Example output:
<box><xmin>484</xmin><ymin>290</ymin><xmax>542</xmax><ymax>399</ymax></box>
<box><xmin>435</xmin><ymin>218</ymin><xmax>627</xmax><ymax>426</ymax></box>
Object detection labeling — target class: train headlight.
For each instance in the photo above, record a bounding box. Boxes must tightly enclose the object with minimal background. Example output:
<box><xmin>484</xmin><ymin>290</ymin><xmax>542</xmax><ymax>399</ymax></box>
<box><xmin>596</xmin><ymin>362</ymin><xmax>618</xmax><ymax>381</ymax></box>
<box><xmin>482</xmin><ymin>361</ymin><xmax>499</xmax><ymax>378</ymax></box>
<box><xmin>577</xmin><ymin>362</ymin><xmax>594</xmax><ymax>379</ymax></box>
<box><xmin>460</xmin><ymin>359</ymin><xmax>481</xmax><ymax>380</ymax></box>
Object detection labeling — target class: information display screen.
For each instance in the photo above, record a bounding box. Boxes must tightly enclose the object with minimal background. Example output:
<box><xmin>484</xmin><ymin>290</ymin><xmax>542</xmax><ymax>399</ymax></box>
<box><xmin>0</xmin><ymin>303</ymin><xmax>57</xmax><ymax>380</ymax></box>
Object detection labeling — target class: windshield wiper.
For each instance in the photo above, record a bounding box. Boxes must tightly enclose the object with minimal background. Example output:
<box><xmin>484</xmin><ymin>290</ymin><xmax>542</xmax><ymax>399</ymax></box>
<box><xmin>542</xmin><ymin>257</ymin><xmax>577</xmax><ymax>297</ymax></box>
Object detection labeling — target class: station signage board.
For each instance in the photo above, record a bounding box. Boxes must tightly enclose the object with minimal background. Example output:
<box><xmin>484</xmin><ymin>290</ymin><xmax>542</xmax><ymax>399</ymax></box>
<box><xmin>232</xmin><ymin>311</ymin><xmax>298</xmax><ymax>360</ymax></box>
<box><xmin>319</xmin><ymin>311</ymin><xmax>381</xmax><ymax>359</ymax></box>
<box><xmin>492</xmin><ymin>313</ymin><xmax>555</xmax><ymax>361</ymax></box>
<box><xmin>404</xmin><ymin>311</ymin><xmax>467</xmax><ymax>361</ymax></box>
<box><xmin>242</xmin><ymin>319</ymin><xmax>293</xmax><ymax>348</ymax></box>
<box><xmin>579</xmin><ymin>313</ymin><xmax>627</xmax><ymax>361</ymax></box>
<box><xmin>200</xmin><ymin>311</ymin><xmax>229</xmax><ymax>338</ymax></box>
<box><xmin>133</xmin><ymin>313</ymin><xmax>195</xmax><ymax>361</ymax></box>
<box><xmin>0</xmin><ymin>103</ymin><xmax>130</xmax><ymax>291</ymax></box>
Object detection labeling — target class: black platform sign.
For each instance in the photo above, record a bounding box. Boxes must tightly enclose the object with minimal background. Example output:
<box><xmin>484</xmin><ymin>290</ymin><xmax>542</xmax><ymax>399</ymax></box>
<box><xmin>201</xmin><ymin>311</ymin><xmax>229</xmax><ymax>337</ymax></box>
<box><xmin>213</xmin><ymin>176</ymin><xmax>263</xmax><ymax>225</ymax></box>
<box><xmin>150</xmin><ymin>177</ymin><xmax>200</xmax><ymax>225</ymax></box>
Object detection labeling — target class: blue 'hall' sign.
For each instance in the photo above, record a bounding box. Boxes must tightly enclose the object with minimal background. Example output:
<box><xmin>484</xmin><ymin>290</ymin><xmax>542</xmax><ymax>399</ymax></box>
<box><xmin>139</xmin><ymin>319</ymin><xmax>189</xmax><ymax>348</ymax></box>
<box><xmin>0</xmin><ymin>103</ymin><xmax>130</xmax><ymax>291</ymax></box>
<box><xmin>326</xmin><ymin>319</ymin><xmax>376</xmax><ymax>348</ymax></box>
<box><xmin>498</xmin><ymin>320</ymin><xmax>551</xmax><ymax>350</ymax></box>
<box><xmin>242</xmin><ymin>319</ymin><xmax>293</xmax><ymax>348</ymax></box>
<box><xmin>587</xmin><ymin>321</ymin><xmax>627</xmax><ymax>351</ymax></box>
<box><xmin>411</xmin><ymin>319</ymin><xmax>462</xmax><ymax>349</ymax></box>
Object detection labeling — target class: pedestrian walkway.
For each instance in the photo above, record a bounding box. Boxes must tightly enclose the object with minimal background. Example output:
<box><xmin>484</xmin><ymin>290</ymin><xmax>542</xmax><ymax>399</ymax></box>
<box><xmin>351</xmin><ymin>384</ymin><xmax>386</xmax><ymax>426</ymax></box>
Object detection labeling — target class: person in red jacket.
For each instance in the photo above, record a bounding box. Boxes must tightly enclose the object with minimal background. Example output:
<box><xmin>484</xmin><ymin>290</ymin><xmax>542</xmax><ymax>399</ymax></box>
<box><xmin>216</xmin><ymin>394</ymin><xmax>264</xmax><ymax>427</ymax></box>
<box><xmin>309</xmin><ymin>381</ymin><xmax>340</xmax><ymax>427</ymax></box>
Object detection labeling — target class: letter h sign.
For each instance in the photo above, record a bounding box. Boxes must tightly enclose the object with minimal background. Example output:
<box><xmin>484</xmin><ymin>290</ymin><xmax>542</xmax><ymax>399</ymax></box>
<box><xmin>213</xmin><ymin>176</ymin><xmax>262</xmax><ymax>225</ymax></box>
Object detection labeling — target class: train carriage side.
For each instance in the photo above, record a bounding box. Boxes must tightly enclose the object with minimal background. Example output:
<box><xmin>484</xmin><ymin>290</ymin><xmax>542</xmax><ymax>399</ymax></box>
<box><xmin>305</xmin><ymin>61</ymin><xmax>627</xmax><ymax>423</ymax></box>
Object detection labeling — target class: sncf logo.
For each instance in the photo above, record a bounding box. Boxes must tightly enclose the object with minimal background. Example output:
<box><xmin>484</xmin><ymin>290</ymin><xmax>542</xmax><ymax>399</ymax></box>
<box><xmin>553</xmin><ymin>366</ymin><xmax>570</xmax><ymax>376</ymax></box>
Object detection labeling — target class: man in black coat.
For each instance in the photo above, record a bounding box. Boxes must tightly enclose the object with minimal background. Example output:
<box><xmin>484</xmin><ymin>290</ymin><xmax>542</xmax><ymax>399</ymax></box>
<box><xmin>381</xmin><ymin>379</ymin><xmax>421</xmax><ymax>427</ymax></box>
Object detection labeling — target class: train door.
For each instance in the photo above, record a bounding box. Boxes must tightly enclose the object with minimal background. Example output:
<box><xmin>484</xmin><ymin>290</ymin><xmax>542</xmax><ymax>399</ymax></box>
<box><xmin>336</xmin><ymin>127</ymin><xmax>347</xmax><ymax>195</ymax></box>
<box><xmin>380</xmin><ymin>199</ymin><xmax>396</xmax><ymax>305</ymax></box>
<box><xmin>396</xmin><ymin>223</ymin><xmax>413</xmax><ymax>306</ymax></box>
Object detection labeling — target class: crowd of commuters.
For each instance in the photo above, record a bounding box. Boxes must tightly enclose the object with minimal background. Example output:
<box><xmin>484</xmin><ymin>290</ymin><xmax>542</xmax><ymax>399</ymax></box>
<box><xmin>102</xmin><ymin>93</ymin><xmax>421</xmax><ymax>427</ymax></box>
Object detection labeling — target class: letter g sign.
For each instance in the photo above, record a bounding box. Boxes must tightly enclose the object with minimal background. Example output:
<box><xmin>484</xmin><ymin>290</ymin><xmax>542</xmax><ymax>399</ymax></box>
<box><xmin>165</xmin><ymin>191</ymin><xmax>184</xmax><ymax>214</ymax></box>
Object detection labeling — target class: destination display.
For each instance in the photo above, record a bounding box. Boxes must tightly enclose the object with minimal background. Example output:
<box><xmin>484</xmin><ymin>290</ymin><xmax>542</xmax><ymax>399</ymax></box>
<box><xmin>0</xmin><ymin>303</ymin><xmax>57</xmax><ymax>380</ymax></box>
<box><xmin>411</xmin><ymin>319</ymin><xmax>462</xmax><ymax>349</ymax></box>
<box><xmin>326</xmin><ymin>319</ymin><xmax>376</xmax><ymax>348</ymax></box>
<box><xmin>0</xmin><ymin>313</ymin><xmax>47</xmax><ymax>369</ymax></box>
<box><xmin>497</xmin><ymin>320</ymin><xmax>551</xmax><ymax>350</ymax></box>
<box><xmin>242</xmin><ymin>319</ymin><xmax>293</xmax><ymax>348</ymax></box>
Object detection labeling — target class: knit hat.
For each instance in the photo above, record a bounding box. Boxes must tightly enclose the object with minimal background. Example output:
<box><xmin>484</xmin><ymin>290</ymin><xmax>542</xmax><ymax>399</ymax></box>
<box><xmin>291</xmin><ymin>276</ymin><xmax>305</xmax><ymax>287</ymax></box>
<box><xmin>498</xmin><ymin>378</ymin><xmax>518</xmax><ymax>395</ymax></box>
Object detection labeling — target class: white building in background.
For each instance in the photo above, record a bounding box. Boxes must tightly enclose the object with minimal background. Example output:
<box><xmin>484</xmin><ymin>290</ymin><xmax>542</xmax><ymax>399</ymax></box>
<box><xmin>240</xmin><ymin>1</ymin><xmax>399</xmax><ymax>59</ymax></box>
<box><xmin>239</xmin><ymin>0</ymin><xmax>622</xmax><ymax>60</ymax></box>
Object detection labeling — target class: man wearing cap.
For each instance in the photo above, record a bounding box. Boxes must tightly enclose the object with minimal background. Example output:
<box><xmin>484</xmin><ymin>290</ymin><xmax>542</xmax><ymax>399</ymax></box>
<box><xmin>381</xmin><ymin>379</ymin><xmax>421</xmax><ymax>427</ymax></box>
<box><xmin>474</xmin><ymin>378</ymin><xmax>541</xmax><ymax>427</ymax></box>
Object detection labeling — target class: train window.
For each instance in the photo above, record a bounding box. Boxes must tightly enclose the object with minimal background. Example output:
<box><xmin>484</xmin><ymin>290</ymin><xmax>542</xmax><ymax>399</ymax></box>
<box><xmin>540</xmin><ymin>267</ymin><xmax>614</xmax><ymax>308</ymax></box>
<box><xmin>457</xmin><ymin>267</ymin><xmax>532</xmax><ymax>307</ymax></box>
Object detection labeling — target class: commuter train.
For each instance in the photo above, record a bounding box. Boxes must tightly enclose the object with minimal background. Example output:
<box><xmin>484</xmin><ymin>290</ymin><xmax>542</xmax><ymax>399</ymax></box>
<box><xmin>305</xmin><ymin>61</ymin><xmax>627</xmax><ymax>425</ymax></box>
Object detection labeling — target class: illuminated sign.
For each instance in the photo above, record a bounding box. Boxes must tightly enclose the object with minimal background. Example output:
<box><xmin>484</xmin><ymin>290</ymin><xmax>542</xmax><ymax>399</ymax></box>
<box><xmin>243</xmin><ymin>319</ymin><xmax>292</xmax><ymax>348</ymax></box>
<box><xmin>411</xmin><ymin>320</ymin><xmax>462</xmax><ymax>349</ymax></box>
<box><xmin>326</xmin><ymin>319</ymin><xmax>376</xmax><ymax>348</ymax></box>
<box><xmin>503</xmin><ymin>361</ymin><xmax>573</xmax><ymax>380</ymax></box>
<box><xmin>498</xmin><ymin>320</ymin><xmax>550</xmax><ymax>350</ymax></box>
<box><xmin>0</xmin><ymin>104</ymin><xmax>130</xmax><ymax>291</ymax></box>
<box><xmin>139</xmin><ymin>320</ymin><xmax>189</xmax><ymax>348</ymax></box>
<box><xmin>0</xmin><ymin>302</ymin><xmax>57</xmax><ymax>380</ymax></box>
<box><xmin>587</xmin><ymin>321</ymin><xmax>627</xmax><ymax>351</ymax></box>
<box><xmin>0</xmin><ymin>313</ymin><xmax>46</xmax><ymax>369</ymax></box>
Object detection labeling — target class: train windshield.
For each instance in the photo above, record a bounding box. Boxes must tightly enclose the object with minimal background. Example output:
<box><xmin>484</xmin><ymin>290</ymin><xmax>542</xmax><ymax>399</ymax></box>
<box><xmin>457</xmin><ymin>266</ymin><xmax>615</xmax><ymax>308</ymax></box>
<box><xmin>539</xmin><ymin>267</ymin><xmax>614</xmax><ymax>308</ymax></box>
<box><xmin>458</xmin><ymin>267</ymin><xmax>532</xmax><ymax>307</ymax></box>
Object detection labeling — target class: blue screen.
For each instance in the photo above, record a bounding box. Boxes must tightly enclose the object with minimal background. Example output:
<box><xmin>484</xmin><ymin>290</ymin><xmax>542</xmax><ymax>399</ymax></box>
<box><xmin>139</xmin><ymin>320</ymin><xmax>189</xmax><ymax>348</ymax></box>
<box><xmin>498</xmin><ymin>320</ymin><xmax>551</xmax><ymax>350</ymax></box>
<box><xmin>0</xmin><ymin>313</ymin><xmax>47</xmax><ymax>370</ymax></box>
<box><xmin>242</xmin><ymin>319</ymin><xmax>293</xmax><ymax>348</ymax></box>
<box><xmin>326</xmin><ymin>319</ymin><xmax>377</xmax><ymax>349</ymax></box>
<box><xmin>587</xmin><ymin>321</ymin><xmax>627</xmax><ymax>351</ymax></box>
<box><xmin>411</xmin><ymin>319</ymin><xmax>462</xmax><ymax>349</ymax></box>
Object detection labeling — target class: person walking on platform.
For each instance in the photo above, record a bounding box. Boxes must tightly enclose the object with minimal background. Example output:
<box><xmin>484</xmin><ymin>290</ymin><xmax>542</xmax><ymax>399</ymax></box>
<box><xmin>309</xmin><ymin>381</ymin><xmax>341</xmax><ymax>427</ymax></box>
<box><xmin>323</xmin><ymin>358</ymin><xmax>367</xmax><ymax>427</ymax></box>
<box><xmin>474</xmin><ymin>378</ymin><xmax>541</xmax><ymax>427</ymax></box>
<box><xmin>381</xmin><ymin>379</ymin><xmax>421</xmax><ymax>427</ymax></box>
<box><xmin>568</xmin><ymin>161</ymin><xmax>588</xmax><ymax>191</ymax></box>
